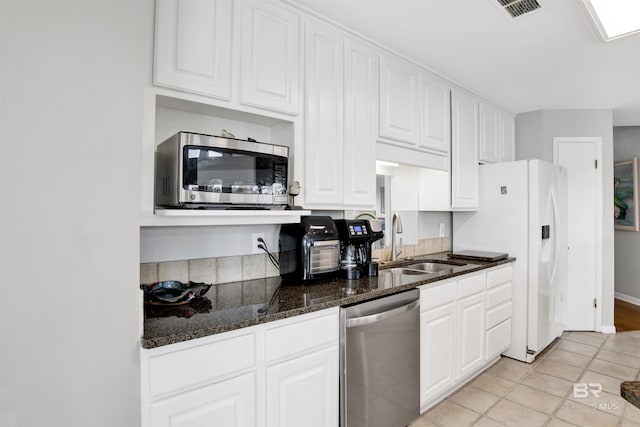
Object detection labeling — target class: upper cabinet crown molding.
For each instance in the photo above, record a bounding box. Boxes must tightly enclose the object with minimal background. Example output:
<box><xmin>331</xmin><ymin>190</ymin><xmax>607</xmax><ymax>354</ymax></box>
<box><xmin>240</xmin><ymin>0</ymin><xmax>300</xmax><ymax>115</ymax></box>
<box><xmin>154</xmin><ymin>0</ymin><xmax>233</xmax><ymax>100</ymax></box>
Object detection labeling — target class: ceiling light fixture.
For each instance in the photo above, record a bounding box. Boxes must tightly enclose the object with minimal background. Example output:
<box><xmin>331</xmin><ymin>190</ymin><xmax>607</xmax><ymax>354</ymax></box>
<box><xmin>583</xmin><ymin>0</ymin><xmax>640</xmax><ymax>41</ymax></box>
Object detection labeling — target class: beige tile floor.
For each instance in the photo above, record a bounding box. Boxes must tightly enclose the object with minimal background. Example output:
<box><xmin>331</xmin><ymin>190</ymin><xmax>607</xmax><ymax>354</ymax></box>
<box><xmin>411</xmin><ymin>330</ymin><xmax>640</xmax><ymax>427</ymax></box>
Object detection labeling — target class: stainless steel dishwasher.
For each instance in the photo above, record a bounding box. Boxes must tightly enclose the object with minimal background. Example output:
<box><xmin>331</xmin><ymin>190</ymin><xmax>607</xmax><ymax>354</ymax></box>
<box><xmin>340</xmin><ymin>288</ymin><xmax>420</xmax><ymax>427</ymax></box>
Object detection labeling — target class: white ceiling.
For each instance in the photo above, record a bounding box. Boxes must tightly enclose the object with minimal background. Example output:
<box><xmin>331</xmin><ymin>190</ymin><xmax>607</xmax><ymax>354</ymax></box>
<box><xmin>291</xmin><ymin>0</ymin><xmax>640</xmax><ymax>125</ymax></box>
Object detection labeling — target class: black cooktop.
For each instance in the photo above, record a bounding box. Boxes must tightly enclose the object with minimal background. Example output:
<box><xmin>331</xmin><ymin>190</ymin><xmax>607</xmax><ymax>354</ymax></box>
<box><xmin>449</xmin><ymin>250</ymin><xmax>508</xmax><ymax>262</ymax></box>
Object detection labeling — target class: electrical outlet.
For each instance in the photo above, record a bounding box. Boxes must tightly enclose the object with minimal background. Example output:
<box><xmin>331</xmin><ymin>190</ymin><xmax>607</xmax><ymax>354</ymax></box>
<box><xmin>252</xmin><ymin>233</ymin><xmax>266</xmax><ymax>254</ymax></box>
<box><xmin>439</xmin><ymin>223</ymin><xmax>445</xmax><ymax>237</ymax></box>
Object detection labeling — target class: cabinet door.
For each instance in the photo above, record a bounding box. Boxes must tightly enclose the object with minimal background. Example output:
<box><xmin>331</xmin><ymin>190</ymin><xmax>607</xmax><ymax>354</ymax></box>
<box><xmin>343</xmin><ymin>37</ymin><xmax>377</xmax><ymax>208</ymax></box>
<box><xmin>303</xmin><ymin>21</ymin><xmax>344</xmax><ymax>206</ymax></box>
<box><xmin>420</xmin><ymin>74</ymin><xmax>451</xmax><ymax>154</ymax></box>
<box><xmin>479</xmin><ymin>101</ymin><xmax>500</xmax><ymax>163</ymax></box>
<box><xmin>379</xmin><ymin>54</ymin><xmax>419</xmax><ymax>145</ymax></box>
<box><xmin>154</xmin><ymin>0</ymin><xmax>233</xmax><ymax>99</ymax></box>
<box><xmin>500</xmin><ymin>110</ymin><xmax>515</xmax><ymax>162</ymax></box>
<box><xmin>266</xmin><ymin>346</ymin><xmax>339</xmax><ymax>427</ymax></box>
<box><xmin>420</xmin><ymin>303</ymin><xmax>456</xmax><ymax>406</ymax></box>
<box><xmin>451</xmin><ymin>89</ymin><xmax>479</xmax><ymax>209</ymax></box>
<box><xmin>150</xmin><ymin>372</ymin><xmax>256</xmax><ymax>427</ymax></box>
<box><xmin>457</xmin><ymin>292</ymin><xmax>485</xmax><ymax>380</ymax></box>
<box><xmin>240</xmin><ymin>0</ymin><xmax>300</xmax><ymax>114</ymax></box>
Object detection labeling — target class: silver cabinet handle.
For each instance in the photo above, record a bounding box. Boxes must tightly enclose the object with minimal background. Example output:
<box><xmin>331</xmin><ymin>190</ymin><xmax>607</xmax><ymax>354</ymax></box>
<box><xmin>346</xmin><ymin>299</ymin><xmax>419</xmax><ymax>328</ymax></box>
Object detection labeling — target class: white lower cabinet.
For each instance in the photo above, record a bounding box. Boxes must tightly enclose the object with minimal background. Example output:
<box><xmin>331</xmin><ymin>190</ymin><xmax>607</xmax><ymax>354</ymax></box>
<box><xmin>266</xmin><ymin>346</ymin><xmax>339</xmax><ymax>427</ymax></box>
<box><xmin>456</xmin><ymin>292</ymin><xmax>485</xmax><ymax>379</ymax></box>
<box><xmin>420</xmin><ymin>296</ymin><xmax>456</xmax><ymax>403</ymax></box>
<box><xmin>419</xmin><ymin>264</ymin><xmax>513</xmax><ymax>411</ymax></box>
<box><xmin>141</xmin><ymin>308</ymin><xmax>339</xmax><ymax>427</ymax></box>
<box><xmin>150</xmin><ymin>372</ymin><xmax>256</xmax><ymax>427</ymax></box>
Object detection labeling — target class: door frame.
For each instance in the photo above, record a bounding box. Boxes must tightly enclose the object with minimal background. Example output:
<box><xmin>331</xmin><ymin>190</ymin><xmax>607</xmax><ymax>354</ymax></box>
<box><xmin>552</xmin><ymin>136</ymin><xmax>603</xmax><ymax>331</ymax></box>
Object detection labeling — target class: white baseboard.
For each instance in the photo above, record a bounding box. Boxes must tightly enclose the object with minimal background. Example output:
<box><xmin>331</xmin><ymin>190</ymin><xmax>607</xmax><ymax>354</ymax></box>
<box><xmin>615</xmin><ymin>292</ymin><xmax>640</xmax><ymax>307</ymax></box>
<box><xmin>600</xmin><ymin>325</ymin><xmax>616</xmax><ymax>334</ymax></box>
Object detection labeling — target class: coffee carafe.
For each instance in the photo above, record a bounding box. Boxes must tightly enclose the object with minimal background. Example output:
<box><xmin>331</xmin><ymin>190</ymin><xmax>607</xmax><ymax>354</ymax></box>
<box><xmin>335</xmin><ymin>219</ymin><xmax>384</xmax><ymax>280</ymax></box>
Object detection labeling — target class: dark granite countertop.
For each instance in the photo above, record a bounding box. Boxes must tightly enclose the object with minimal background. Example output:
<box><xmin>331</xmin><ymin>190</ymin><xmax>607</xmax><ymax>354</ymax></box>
<box><xmin>141</xmin><ymin>252</ymin><xmax>515</xmax><ymax>349</ymax></box>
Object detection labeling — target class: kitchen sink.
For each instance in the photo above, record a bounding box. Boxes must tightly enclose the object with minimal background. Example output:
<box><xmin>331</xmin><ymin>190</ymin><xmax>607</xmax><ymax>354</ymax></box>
<box><xmin>385</xmin><ymin>267</ymin><xmax>431</xmax><ymax>275</ymax></box>
<box><xmin>404</xmin><ymin>261</ymin><xmax>464</xmax><ymax>273</ymax></box>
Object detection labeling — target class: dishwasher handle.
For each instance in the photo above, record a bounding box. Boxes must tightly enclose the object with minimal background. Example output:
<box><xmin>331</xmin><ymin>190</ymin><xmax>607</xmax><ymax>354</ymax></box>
<box><xmin>346</xmin><ymin>299</ymin><xmax>419</xmax><ymax>328</ymax></box>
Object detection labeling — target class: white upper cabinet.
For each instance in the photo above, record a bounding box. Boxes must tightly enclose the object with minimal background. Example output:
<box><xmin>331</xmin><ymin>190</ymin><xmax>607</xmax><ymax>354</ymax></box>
<box><xmin>303</xmin><ymin>20</ymin><xmax>344</xmax><ymax>206</ymax></box>
<box><xmin>479</xmin><ymin>101</ymin><xmax>500</xmax><ymax>163</ymax></box>
<box><xmin>451</xmin><ymin>88</ymin><xmax>479</xmax><ymax>210</ymax></box>
<box><xmin>154</xmin><ymin>0</ymin><xmax>233</xmax><ymax>100</ymax></box>
<box><xmin>240</xmin><ymin>0</ymin><xmax>300</xmax><ymax>115</ymax></box>
<box><xmin>379</xmin><ymin>55</ymin><xmax>419</xmax><ymax>145</ymax></box>
<box><xmin>303</xmin><ymin>19</ymin><xmax>377</xmax><ymax>209</ymax></box>
<box><xmin>420</xmin><ymin>74</ymin><xmax>451</xmax><ymax>154</ymax></box>
<box><xmin>480</xmin><ymin>101</ymin><xmax>515</xmax><ymax>164</ymax></box>
<box><xmin>500</xmin><ymin>110</ymin><xmax>515</xmax><ymax>162</ymax></box>
<box><xmin>343</xmin><ymin>37</ymin><xmax>377</xmax><ymax>208</ymax></box>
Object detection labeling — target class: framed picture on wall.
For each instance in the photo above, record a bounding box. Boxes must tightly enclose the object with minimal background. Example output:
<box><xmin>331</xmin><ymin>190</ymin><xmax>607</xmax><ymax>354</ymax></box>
<box><xmin>614</xmin><ymin>157</ymin><xmax>639</xmax><ymax>231</ymax></box>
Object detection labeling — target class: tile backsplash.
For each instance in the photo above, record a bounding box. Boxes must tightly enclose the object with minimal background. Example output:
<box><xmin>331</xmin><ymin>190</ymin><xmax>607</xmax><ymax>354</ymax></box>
<box><xmin>140</xmin><ymin>237</ymin><xmax>448</xmax><ymax>285</ymax></box>
<box><xmin>372</xmin><ymin>237</ymin><xmax>450</xmax><ymax>263</ymax></box>
<box><xmin>140</xmin><ymin>252</ymin><xmax>280</xmax><ymax>285</ymax></box>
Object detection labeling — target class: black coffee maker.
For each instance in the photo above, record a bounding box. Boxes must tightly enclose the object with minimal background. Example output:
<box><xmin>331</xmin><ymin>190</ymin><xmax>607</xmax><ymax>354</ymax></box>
<box><xmin>335</xmin><ymin>219</ymin><xmax>384</xmax><ymax>280</ymax></box>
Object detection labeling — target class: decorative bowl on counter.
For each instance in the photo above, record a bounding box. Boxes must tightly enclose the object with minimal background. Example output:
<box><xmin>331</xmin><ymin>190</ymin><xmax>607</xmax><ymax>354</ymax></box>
<box><xmin>140</xmin><ymin>281</ymin><xmax>212</xmax><ymax>306</ymax></box>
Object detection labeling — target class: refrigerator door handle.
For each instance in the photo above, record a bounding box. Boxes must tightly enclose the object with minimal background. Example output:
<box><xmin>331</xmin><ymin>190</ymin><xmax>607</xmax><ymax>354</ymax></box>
<box><xmin>549</xmin><ymin>187</ymin><xmax>561</xmax><ymax>285</ymax></box>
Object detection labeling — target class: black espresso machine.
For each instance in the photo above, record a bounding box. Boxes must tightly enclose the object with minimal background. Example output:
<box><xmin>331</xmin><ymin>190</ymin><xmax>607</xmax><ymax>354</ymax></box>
<box><xmin>334</xmin><ymin>219</ymin><xmax>384</xmax><ymax>280</ymax></box>
<box><xmin>279</xmin><ymin>216</ymin><xmax>341</xmax><ymax>283</ymax></box>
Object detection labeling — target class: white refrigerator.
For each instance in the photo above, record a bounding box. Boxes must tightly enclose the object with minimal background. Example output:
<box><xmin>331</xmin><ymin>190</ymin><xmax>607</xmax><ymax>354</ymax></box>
<box><xmin>453</xmin><ymin>159</ymin><xmax>568</xmax><ymax>363</ymax></box>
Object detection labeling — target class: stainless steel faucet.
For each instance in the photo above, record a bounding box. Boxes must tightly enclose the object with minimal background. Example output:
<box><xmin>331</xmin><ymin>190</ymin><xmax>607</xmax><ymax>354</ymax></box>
<box><xmin>391</xmin><ymin>212</ymin><xmax>403</xmax><ymax>261</ymax></box>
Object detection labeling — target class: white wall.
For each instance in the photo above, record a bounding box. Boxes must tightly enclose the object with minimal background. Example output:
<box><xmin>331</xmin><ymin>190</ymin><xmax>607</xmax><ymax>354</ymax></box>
<box><xmin>515</xmin><ymin>109</ymin><xmax>615</xmax><ymax>331</ymax></box>
<box><xmin>613</xmin><ymin>126</ymin><xmax>640</xmax><ymax>302</ymax></box>
<box><xmin>0</xmin><ymin>1</ymin><xmax>148</xmax><ymax>426</ymax></box>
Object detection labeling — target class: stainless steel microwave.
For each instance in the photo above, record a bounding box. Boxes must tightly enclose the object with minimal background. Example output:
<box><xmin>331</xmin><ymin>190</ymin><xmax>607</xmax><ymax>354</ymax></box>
<box><xmin>155</xmin><ymin>132</ymin><xmax>289</xmax><ymax>208</ymax></box>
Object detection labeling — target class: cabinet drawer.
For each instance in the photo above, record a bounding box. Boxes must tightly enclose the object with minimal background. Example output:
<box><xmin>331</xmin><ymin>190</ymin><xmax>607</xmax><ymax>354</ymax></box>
<box><xmin>458</xmin><ymin>273</ymin><xmax>486</xmax><ymax>298</ymax></box>
<box><xmin>486</xmin><ymin>319</ymin><xmax>511</xmax><ymax>360</ymax></box>
<box><xmin>149</xmin><ymin>332</ymin><xmax>256</xmax><ymax>398</ymax></box>
<box><xmin>265</xmin><ymin>310</ymin><xmax>338</xmax><ymax>362</ymax></box>
<box><xmin>420</xmin><ymin>281</ymin><xmax>457</xmax><ymax>311</ymax></box>
<box><xmin>486</xmin><ymin>282</ymin><xmax>511</xmax><ymax>309</ymax></box>
<box><xmin>486</xmin><ymin>301</ymin><xmax>512</xmax><ymax>330</ymax></box>
<box><xmin>487</xmin><ymin>265</ymin><xmax>512</xmax><ymax>289</ymax></box>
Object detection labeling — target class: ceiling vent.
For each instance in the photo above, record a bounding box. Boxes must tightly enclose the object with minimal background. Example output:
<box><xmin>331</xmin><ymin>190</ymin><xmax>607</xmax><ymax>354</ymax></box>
<box><xmin>497</xmin><ymin>0</ymin><xmax>541</xmax><ymax>18</ymax></box>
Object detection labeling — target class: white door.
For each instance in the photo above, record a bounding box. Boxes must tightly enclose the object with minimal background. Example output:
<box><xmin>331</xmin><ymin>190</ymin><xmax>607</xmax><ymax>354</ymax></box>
<box><xmin>266</xmin><ymin>346</ymin><xmax>339</xmax><ymax>427</ymax></box>
<box><xmin>343</xmin><ymin>36</ymin><xmax>377</xmax><ymax>208</ymax></box>
<box><xmin>419</xmin><ymin>73</ymin><xmax>450</xmax><ymax>154</ymax></box>
<box><xmin>303</xmin><ymin>20</ymin><xmax>344</xmax><ymax>206</ymax></box>
<box><xmin>240</xmin><ymin>0</ymin><xmax>300</xmax><ymax>114</ymax></box>
<box><xmin>479</xmin><ymin>101</ymin><xmax>500</xmax><ymax>163</ymax></box>
<box><xmin>420</xmin><ymin>303</ymin><xmax>456</xmax><ymax>405</ymax></box>
<box><xmin>378</xmin><ymin>54</ymin><xmax>419</xmax><ymax>145</ymax></box>
<box><xmin>500</xmin><ymin>111</ymin><xmax>515</xmax><ymax>162</ymax></box>
<box><xmin>154</xmin><ymin>0</ymin><xmax>233</xmax><ymax>99</ymax></box>
<box><xmin>456</xmin><ymin>292</ymin><xmax>485</xmax><ymax>379</ymax></box>
<box><xmin>451</xmin><ymin>89</ymin><xmax>479</xmax><ymax>209</ymax></box>
<box><xmin>150</xmin><ymin>372</ymin><xmax>256</xmax><ymax>427</ymax></box>
<box><xmin>554</xmin><ymin>138</ymin><xmax>601</xmax><ymax>330</ymax></box>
